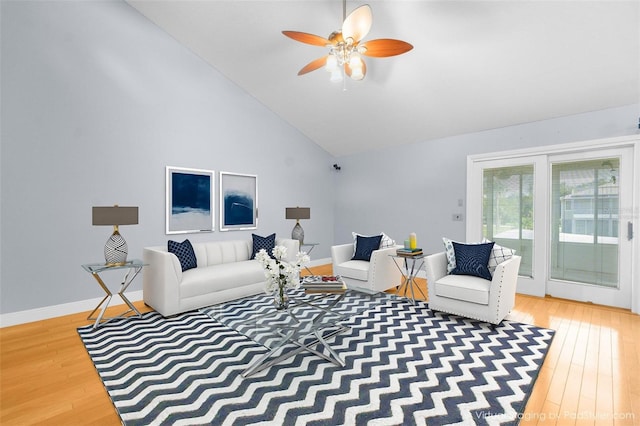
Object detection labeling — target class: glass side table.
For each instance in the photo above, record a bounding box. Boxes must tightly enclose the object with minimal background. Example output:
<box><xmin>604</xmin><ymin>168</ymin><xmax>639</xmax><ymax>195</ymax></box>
<box><xmin>82</xmin><ymin>259</ymin><xmax>146</xmax><ymax>328</ymax></box>
<box><xmin>390</xmin><ymin>254</ymin><xmax>427</xmax><ymax>304</ymax></box>
<box><xmin>300</xmin><ymin>242</ymin><xmax>319</xmax><ymax>275</ymax></box>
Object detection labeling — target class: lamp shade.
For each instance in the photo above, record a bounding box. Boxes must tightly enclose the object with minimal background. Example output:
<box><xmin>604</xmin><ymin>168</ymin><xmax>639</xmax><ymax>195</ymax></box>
<box><xmin>92</xmin><ymin>206</ymin><xmax>138</xmax><ymax>226</ymax></box>
<box><xmin>285</xmin><ymin>207</ymin><xmax>310</xmax><ymax>220</ymax></box>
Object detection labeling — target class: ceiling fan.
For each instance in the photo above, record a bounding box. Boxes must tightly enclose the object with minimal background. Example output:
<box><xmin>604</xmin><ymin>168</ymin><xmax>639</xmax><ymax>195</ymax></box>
<box><xmin>282</xmin><ymin>1</ymin><xmax>413</xmax><ymax>82</ymax></box>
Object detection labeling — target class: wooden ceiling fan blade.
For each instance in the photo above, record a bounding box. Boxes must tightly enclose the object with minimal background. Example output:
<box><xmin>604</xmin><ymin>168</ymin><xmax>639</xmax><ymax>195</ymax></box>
<box><xmin>282</xmin><ymin>31</ymin><xmax>331</xmax><ymax>47</ymax></box>
<box><xmin>342</xmin><ymin>4</ymin><xmax>372</xmax><ymax>43</ymax></box>
<box><xmin>298</xmin><ymin>56</ymin><xmax>329</xmax><ymax>75</ymax></box>
<box><xmin>360</xmin><ymin>39</ymin><xmax>413</xmax><ymax>58</ymax></box>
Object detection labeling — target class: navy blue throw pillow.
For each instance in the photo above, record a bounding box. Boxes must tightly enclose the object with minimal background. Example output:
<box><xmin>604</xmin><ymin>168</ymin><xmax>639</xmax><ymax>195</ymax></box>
<box><xmin>251</xmin><ymin>233</ymin><xmax>276</xmax><ymax>259</ymax></box>
<box><xmin>168</xmin><ymin>239</ymin><xmax>197</xmax><ymax>272</ymax></box>
<box><xmin>451</xmin><ymin>241</ymin><xmax>494</xmax><ymax>281</ymax></box>
<box><xmin>352</xmin><ymin>235</ymin><xmax>383</xmax><ymax>261</ymax></box>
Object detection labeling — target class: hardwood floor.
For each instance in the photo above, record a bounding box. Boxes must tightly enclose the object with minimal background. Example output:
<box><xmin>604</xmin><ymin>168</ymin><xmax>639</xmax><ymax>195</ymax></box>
<box><xmin>1</xmin><ymin>265</ymin><xmax>638</xmax><ymax>425</ymax></box>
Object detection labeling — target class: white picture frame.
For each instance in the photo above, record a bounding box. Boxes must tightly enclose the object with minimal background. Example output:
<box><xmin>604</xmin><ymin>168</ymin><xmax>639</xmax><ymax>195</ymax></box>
<box><xmin>219</xmin><ymin>171</ymin><xmax>258</xmax><ymax>231</ymax></box>
<box><xmin>166</xmin><ymin>166</ymin><xmax>215</xmax><ymax>234</ymax></box>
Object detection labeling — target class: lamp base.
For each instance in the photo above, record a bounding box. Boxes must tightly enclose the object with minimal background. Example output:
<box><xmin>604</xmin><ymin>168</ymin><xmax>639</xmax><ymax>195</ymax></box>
<box><xmin>291</xmin><ymin>222</ymin><xmax>304</xmax><ymax>245</ymax></box>
<box><xmin>104</xmin><ymin>230</ymin><xmax>128</xmax><ymax>266</ymax></box>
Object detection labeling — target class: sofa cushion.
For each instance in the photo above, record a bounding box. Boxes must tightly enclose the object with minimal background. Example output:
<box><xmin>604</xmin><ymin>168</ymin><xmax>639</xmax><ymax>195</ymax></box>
<box><xmin>168</xmin><ymin>239</ymin><xmax>197</xmax><ymax>272</ymax></box>
<box><xmin>196</xmin><ymin>240</ymin><xmax>252</xmax><ymax>266</ymax></box>
<box><xmin>352</xmin><ymin>234</ymin><xmax>383</xmax><ymax>261</ymax></box>
<box><xmin>251</xmin><ymin>233</ymin><xmax>276</xmax><ymax>259</ymax></box>
<box><xmin>181</xmin><ymin>260</ymin><xmax>264</xmax><ymax>299</ymax></box>
<box><xmin>451</xmin><ymin>241</ymin><xmax>494</xmax><ymax>281</ymax></box>
<box><xmin>334</xmin><ymin>260</ymin><xmax>370</xmax><ymax>281</ymax></box>
<box><xmin>434</xmin><ymin>274</ymin><xmax>491</xmax><ymax>305</ymax></box>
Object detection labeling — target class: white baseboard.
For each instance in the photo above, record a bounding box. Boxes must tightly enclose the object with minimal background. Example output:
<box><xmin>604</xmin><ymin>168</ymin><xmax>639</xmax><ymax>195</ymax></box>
<box><xmin>0</xmin><ymin>290</ymin><xmax>143</xmax><ymax>328</ymax></box>
<box><xmin>308</xmin><ymin>257</ymin><xmax>331</xmax><ymax>268</ymax></box>
<box><xmin>0</xmin><ymin>257</ymin><xmax>396</xmax><ymax>328</ymax></box>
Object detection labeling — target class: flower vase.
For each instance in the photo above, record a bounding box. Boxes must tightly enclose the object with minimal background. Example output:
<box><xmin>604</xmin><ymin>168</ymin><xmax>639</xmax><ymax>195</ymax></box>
<box><xmin>274</xmin><ymin>286</ymin><xmax>289</xmax><ymax>310</ymax></box>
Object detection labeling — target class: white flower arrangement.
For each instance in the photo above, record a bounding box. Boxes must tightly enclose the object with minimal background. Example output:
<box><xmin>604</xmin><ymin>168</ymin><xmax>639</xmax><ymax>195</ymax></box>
<box><xmin>255</xmin><ymin>246</ymin><xmax>310</xmax><ymax>299</ymax></box>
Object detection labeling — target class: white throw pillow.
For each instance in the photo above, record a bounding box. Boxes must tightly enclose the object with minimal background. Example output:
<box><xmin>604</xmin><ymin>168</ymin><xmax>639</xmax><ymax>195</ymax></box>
<box><xmin>442</xmin><ymin>237</ymin><xmax>458</xmax><ymax>273</ymax></box>
<box><xmin>379</xmin><ymin>232</ymin><xmax>396</xmax><ymax>249</ymax></box>
<box><xmin>482</xmin><ymin>238</ymin><xmax>516</xmax><ymax>274</ymax></box>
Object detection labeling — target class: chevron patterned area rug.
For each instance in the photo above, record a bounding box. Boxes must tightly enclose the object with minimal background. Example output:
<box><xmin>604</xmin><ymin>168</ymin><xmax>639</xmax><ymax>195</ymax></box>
<box><xmin>77</xmin><ymin>291</ymin><xmax>554</xmax><ymax>426</ymax></box>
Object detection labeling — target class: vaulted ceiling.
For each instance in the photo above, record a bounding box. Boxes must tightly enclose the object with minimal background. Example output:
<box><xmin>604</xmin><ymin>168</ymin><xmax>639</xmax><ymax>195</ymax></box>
<box><xmin>127</xmin><ymin>0</ymin><xmax>639</xmax><ymax>157</ymax></box>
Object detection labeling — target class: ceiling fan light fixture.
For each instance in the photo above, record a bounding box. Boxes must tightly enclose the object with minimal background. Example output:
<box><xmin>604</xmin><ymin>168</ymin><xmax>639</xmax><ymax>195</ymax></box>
<box><xmin>282</xmin><ymin>2</ymin><xmax>413</xmax><ymax>83</ymax></box>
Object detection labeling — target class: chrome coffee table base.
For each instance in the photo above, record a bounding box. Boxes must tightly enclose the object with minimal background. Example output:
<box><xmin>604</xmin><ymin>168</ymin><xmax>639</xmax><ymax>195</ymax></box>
<box><xmin>242</xmin><ymin>292</ymin><xmax>349</xmax><ymax>378</ymax></box>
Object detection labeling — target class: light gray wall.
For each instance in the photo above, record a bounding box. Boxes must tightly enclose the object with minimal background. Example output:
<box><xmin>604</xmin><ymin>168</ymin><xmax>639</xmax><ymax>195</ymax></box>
<box><xmin>333</xmin><ymin>104</ymin><xmax>639</xmax><ymax>254</ymax></box>
<box><xmin>0</xmin><ymin>0</ymin><xmax>335</xmax><ymax>314</ymax></box>
<box><xmin>2</xmin><ymin>0</ymin><xmax>637</xmax><ymax>316</ymax></box>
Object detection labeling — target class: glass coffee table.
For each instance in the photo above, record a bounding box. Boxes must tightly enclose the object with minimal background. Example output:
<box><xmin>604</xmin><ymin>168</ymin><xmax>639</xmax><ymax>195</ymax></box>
<box><xmin>202</xmin><ymin>276</ymin><xmax>388</xmax><ymax>377</ymax></box>
<box><xmin>203</xmin><ymin>276</ymin><xmax>386</xmax><ymax>377</ymax></box>
<box><xmin>240</xmin><ymin>291</ymin><xmax>349</xmax><ymax>377</ymax></box>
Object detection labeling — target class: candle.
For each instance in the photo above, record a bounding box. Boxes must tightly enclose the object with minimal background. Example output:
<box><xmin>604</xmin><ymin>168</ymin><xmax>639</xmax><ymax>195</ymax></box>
<box><xmin>404</xmin><ymin>239</ymin><xmax>410</xmax><ymax>249</ymax></box>
<box><xmin>409</xmin><ymin>233</ymin><xmax>417</xmax><ymax>249</ymax></box>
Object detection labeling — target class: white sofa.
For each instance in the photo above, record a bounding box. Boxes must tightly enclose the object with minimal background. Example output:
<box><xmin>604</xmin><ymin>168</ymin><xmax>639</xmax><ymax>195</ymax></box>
<box><xmin>143</xmin><ymin>238</ymin><xmax>299</xmax><ymax>317</ymax></box>
<box><xmin>424</xmin><ymin>252</ymin><xmax>522</xmax><ymax>325</ymax></box>
<box><xmin>331</xmin><ymin>243</ymin><xmax>402</xmax><ymax>293</ymax></box>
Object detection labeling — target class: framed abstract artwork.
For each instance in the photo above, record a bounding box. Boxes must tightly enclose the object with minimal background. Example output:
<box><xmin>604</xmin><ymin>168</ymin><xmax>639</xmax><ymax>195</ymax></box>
<box><xmin>166</xmin><ymin>166</ymin><xmax>215</xmax><ymax>234</ymax></box>
<box><xmin>219</xmin><ymin>172</ymin><xmax>258</xmax><ymax>231</ymax></box>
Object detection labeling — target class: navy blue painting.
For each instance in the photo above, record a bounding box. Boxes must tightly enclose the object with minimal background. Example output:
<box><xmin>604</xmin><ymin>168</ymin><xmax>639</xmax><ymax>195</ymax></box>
<box><xmin>166</xmin><ymin>167</ymin><xmax>214</xmax><ymax>234</ymax></box>
<box><xmin>220</xmin><ymin>172</ymin><xmax>257</xmax><ymax>230</ymax></box>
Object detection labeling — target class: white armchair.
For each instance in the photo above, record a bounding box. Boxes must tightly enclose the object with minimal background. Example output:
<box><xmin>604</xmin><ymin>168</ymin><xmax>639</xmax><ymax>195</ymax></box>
<box><xmin>331</xmin><ymin>243</ymin><xmax>402</xmax><ymax>293</ymax></box>
<box><xmin>424</xmin><ymin>252</ymin><xmax>521</xmax><ymax>325</ymax></box>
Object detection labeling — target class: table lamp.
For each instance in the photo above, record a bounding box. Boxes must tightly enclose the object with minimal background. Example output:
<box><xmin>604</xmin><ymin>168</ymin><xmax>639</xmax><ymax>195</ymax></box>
<box><xmin>285</xmin><ymin>207</ymin><xmax>310</xmax><ymax>245</ymax></box>
<box><xmin>92</xmin><ymin>206</ymin><xmax>139</xmax><ymax>266</ymax></box>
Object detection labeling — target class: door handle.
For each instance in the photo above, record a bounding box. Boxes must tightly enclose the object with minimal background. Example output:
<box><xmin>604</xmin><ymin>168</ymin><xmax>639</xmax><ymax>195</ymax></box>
<box><xmin>629</xmin><ymin>221</ymin><xmax>634</xmax><ymax>241</ymax></box>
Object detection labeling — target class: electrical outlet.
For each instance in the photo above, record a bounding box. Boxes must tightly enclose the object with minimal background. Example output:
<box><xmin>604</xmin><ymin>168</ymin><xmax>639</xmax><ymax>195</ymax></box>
<box><xmin>452</xmin><ymin>213</ymin><xmax>464</xmax><ymax>221</ymax></box>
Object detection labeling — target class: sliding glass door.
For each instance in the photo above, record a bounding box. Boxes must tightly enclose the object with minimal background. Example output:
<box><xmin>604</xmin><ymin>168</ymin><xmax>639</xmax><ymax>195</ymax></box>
<box><xmin>468</xmin><ymin>156</ymin><xmax>547</xmax><ymax>296</ymax></box>
<box><xmin>468</xmin><ymin>144</ymin><xmax>634</xmax><ymax>308</ymax></box>
<box><xmin>550</xmin><ymin>158</ymin><xmax>620</xmax><ymax>286</ymax></box>
<box><xmin>546</xmin><ymin>149</ymin><xmax>632</xmax><ymax>307</ymax></box>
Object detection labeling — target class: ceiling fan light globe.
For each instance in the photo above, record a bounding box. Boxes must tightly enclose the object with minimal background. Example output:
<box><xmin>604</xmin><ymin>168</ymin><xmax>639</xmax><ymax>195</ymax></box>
<box><xmin>351</xmin><ymin>70</ymin><xmax>364</xmax><ymax>81</ymax></box>
<box><xmin>330</xmin><ymin>69</ymin><xmax>343</xmax><ymax>83</ymax></box>
<box><xmin>350</xmin><ymin>68</ymin><xmax>364</xmax><ymax>80</ymax></box>
<box><xmin>349</xmin><ymin>53</ymin><xmax>363</xmax><ymax>71</ymax></box>
<box><xmin>325</xmin><ymin>54</ymin><xmax>338</xmax><ymax>72</ymax></box>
